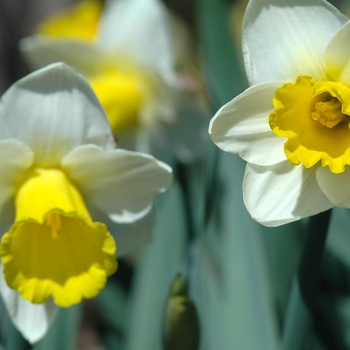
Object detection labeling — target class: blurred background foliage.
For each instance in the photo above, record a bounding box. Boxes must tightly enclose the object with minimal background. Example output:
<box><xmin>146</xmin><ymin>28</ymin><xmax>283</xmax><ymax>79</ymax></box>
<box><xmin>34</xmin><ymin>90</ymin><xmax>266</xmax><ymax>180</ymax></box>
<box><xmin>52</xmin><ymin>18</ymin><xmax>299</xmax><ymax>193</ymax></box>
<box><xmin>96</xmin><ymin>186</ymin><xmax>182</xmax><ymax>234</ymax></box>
<box><xmin>1</xmin><ymin>0</ymin><xmax>350</xmax><ymax>349</ymax></box>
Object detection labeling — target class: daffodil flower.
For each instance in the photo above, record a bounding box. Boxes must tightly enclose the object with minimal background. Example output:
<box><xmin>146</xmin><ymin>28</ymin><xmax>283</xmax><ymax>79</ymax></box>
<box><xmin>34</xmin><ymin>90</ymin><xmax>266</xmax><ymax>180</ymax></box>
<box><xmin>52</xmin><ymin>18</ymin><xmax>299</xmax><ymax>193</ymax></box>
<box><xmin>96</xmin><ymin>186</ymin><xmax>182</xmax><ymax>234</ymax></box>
<box><xmin>0</xmin><ymin>62</ymin><xmax>172</xmax><ymax>343</ymax></box>
<box><xmin>209</xmin><ymin>0</ymin><xmax>350</xmax><ymax>226</ymax></box>
<box><xmin>19</xmin><ymin>0</ymin><xmax>208</xmax><ymax>164</ymax></box>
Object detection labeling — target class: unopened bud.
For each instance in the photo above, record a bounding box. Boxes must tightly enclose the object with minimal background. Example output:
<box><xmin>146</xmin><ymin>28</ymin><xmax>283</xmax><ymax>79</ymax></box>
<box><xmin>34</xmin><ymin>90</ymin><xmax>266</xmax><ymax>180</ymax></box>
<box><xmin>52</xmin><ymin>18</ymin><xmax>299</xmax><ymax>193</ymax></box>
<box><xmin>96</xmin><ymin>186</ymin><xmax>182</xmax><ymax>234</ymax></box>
<box><xmin>163</xmin><ymin>274</ymin><xmax>200</xmax><ymax>350</ymax></box>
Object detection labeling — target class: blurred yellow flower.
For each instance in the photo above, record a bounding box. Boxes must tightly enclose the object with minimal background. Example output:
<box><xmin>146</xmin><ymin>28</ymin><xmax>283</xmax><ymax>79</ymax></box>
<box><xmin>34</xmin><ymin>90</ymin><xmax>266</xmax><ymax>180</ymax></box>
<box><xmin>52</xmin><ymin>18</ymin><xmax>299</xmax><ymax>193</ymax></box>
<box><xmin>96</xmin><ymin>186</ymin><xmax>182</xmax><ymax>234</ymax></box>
<box><xmin>36</xmin><ymin>0</ymin><xmax>102</xmax><ymax>40</ymax></box>
<box><xmin>21</xmin><ymin>0</ymin><xmax>178</xmax><ymax>134</ymax></box>
<box><xmin>21</xmin><ymin>0</ymin><xmax>210</xmax><ymax>165</ymax></box>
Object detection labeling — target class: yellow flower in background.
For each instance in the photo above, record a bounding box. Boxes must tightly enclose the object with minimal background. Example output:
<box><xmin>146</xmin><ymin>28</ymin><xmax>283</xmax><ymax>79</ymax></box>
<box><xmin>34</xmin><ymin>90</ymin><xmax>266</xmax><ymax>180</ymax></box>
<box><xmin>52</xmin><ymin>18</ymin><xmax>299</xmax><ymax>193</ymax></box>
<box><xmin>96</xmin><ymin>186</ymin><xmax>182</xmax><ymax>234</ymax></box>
<box><xmin>88</xmin><ymin>65</ymin><xmax>146</xmax><ymax>131</ymax></box>
<box><xmin>21</xmin><ymin>0</ymin><xmax>178</xmax><ymax>134</ymax></box>
<box><xmin>20</xmin><ymin>0</ymin><xmax>209</xmax><ymax>164</ymax></box>
<box><xmin>36</xmin><ymin>0</ymin><xmax>102</xmax><ymax>40</ymax></box>
<box><xmin>210</xmin><ymin>0</ymin><xmax>350</xmax><ymax>226</ymax></box>
<box><xmin>35</xmin><ymin>0</ymin><xmax>146</xmax><ymax>132</ymax></box>
<box><xmin>0</xmin><ymin>63</ymin><xmax>172</xmax><ymax>343</ymax></box>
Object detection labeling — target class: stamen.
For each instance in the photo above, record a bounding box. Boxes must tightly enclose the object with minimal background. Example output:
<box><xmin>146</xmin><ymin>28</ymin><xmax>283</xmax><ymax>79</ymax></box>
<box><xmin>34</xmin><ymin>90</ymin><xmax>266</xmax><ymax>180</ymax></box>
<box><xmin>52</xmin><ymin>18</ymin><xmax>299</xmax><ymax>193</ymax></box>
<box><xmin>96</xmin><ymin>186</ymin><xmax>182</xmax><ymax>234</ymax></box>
<box><xmin>45</xmin><ymin>213</ymin><xmax>61</xmax><ymax>238</ymax></box>
<box><xmin>311</xmin><ymin>97</ymin><xmax>348</xmax><ymax>128</ymax></box>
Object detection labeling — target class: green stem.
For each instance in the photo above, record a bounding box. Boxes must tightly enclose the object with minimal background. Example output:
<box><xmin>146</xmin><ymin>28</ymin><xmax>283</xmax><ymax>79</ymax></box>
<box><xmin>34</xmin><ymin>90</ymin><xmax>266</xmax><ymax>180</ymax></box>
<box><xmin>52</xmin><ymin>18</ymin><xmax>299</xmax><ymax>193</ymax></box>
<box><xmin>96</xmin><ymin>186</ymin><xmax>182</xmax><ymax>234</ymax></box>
<box><xmin>297</xmin><ymin>210</ymin><xmax>347</xmax><ymax>349</ymax></box>
<box><xmin>298</xmin><ymin>210</ymin><xmax>332</xmax><ymax>302</ymax></box>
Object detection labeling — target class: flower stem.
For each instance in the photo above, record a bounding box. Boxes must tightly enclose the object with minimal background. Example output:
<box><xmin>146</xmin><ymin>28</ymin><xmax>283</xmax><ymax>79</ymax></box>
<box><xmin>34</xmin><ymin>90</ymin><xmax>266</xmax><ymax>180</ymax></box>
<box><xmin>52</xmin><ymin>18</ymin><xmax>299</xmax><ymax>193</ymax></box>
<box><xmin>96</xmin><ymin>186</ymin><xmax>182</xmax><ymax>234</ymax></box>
<box><xmin>298</xmin><ymin>209</ymin><xmax>347</xmax><ymax>349</ymax></box>
<box><xmin>298</xmin><ymin>210</ymin><xmax>332</xmax><ymax>303</ymax></box>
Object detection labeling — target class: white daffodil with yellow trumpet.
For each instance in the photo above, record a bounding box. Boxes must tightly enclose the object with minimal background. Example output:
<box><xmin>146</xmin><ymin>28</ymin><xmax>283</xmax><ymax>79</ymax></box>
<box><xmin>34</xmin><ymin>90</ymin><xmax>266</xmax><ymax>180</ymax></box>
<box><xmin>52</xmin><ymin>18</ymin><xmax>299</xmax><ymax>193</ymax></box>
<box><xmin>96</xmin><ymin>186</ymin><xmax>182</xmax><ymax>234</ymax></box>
<box><xmin>210</xmin><ymin>0</ymin><xmax>350</xmax><ymax>226</ymax></box>
<box><xmin>0</xmin><ymin>62</ymin><xmax>172</xmax><ymax>343</ymax></box>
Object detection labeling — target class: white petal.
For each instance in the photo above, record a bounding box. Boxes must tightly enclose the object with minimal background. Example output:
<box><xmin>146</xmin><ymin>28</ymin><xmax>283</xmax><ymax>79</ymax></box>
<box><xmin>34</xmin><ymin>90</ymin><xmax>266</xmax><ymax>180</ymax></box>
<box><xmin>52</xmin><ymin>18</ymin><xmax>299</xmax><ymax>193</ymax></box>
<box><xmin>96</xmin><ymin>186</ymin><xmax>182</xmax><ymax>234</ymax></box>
<box><xmin>316</xmin><ymin>166</ymin><xmax>350</xmax><ymax>207</ymax></box>
<box><xmin>0</xmin><ymin>139</ymin><xmax>33</xmax><ymax>212</ymax></box>
<box><xmin>209</xmin><ymin>81</ymin><xmax>286</xmax><ymax>166</ymax></box>
<box><xmin>243</xmin><ymin>0</ymin><xmax>347</xmax><ymax>85</ymax></box>
<box><xmin>20</xmin><ymin>35</ymin><xmax>103</xmax><ymax>76</ymax></box>
<box><xmin>0</xmin><ymin>270</ymin><xmax>58</xmax><ymax>344</ymax></box>
<box><xmin>62</xmin><ymin>144</ymin><xmax>173</xmax><ymax>223</ymax></box>
<box><xmin>90</xmin><ymin>206</ymin><xmax>155</xmax><ymax>256</ymax></box>
<box><xmin>97</xmin><ymin>0</ymin><xmax>176</xmax><ymax>84</ymax></box>
<box><xmin>324</xmin><ymin>21</ymin><xmax>350</xmax><ymax>83</ymax></box>
<box><xmin>0</xmin><ymin>63</ymin><xmax>115</xmax><ymax>166</ymax></box>
<box><xmin>243</xmin><ymin>162</ymin><xmax>333</xmax><ymax>226</ymax></box>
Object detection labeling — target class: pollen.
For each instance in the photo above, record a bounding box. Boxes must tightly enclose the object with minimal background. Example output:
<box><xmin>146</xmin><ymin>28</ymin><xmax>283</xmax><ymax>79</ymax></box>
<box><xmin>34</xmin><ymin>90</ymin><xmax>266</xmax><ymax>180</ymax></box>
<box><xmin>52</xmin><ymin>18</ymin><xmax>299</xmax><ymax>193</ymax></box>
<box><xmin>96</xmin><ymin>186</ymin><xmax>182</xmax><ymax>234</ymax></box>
<box><xmin>311</xmin><ymin>98</ymin><xmax>349</xmax><ymax>128</ymax></box>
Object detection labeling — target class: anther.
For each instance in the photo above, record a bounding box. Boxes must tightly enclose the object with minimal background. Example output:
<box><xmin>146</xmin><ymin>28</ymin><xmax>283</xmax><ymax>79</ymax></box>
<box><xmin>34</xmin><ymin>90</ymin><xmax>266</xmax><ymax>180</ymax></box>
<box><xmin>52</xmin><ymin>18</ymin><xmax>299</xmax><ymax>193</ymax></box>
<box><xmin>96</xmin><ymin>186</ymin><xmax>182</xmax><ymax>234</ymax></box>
<box><xmin>311</xmin><ymin>98</ymin><xmax>348</xmax><ymax>128</ymax></box>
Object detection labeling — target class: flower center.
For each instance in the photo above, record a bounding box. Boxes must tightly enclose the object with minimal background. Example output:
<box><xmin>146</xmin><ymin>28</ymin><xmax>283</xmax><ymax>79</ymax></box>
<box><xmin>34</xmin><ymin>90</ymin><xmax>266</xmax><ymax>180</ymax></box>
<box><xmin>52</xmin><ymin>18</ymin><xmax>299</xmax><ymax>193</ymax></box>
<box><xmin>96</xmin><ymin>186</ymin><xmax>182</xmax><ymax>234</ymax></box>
<box><xmin>269</xmin><ymin>76</ymin><xmax>350</xmax><ymax>174</ymax></box>
<box><xmin>311</xmin><ymin>97</ymin><xmax>348</xmax><ymax>128</ymax></box>
<box><xmin>0</xmin><ymin>168</ymin><xmax>117</xmax><ymax>307</ymax></box>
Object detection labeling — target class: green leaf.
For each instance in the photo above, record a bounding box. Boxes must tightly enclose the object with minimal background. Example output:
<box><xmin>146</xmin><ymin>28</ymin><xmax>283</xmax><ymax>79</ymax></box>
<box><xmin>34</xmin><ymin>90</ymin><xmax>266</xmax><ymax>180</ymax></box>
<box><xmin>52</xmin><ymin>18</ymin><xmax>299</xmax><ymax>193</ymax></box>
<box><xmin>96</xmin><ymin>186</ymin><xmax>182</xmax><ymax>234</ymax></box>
<box><xmin>281</xmin><ymin>279</ymin><xmax>312</xmax><ymax>350</ymax></box>
<box><xmin>327</xmin><ymin>207</ymin><xmax>350</xmax><ymax>269</ymax></box>
<box><xmin>261</xmin><ymin>222</ymin><xmax>304</xmax><ymax>320</ymax></box>
<box><xmin>95</xmin><ymin>278</ymin><xmax>128</xmax><ymax>333</ymax></box>
<box><xmin>197</xmin><ymin>0</ymin><xmax>246</xmax><ymax>106</ymax></box>
<box><xmin>190</xmin><ymin>152</ymin><xmax>279</xmax><ymax>350</ymax></box>
<box><xmin>124</xmin><ymin>181</ymin><xmax>188</xmax><ymax>350</ymax></box>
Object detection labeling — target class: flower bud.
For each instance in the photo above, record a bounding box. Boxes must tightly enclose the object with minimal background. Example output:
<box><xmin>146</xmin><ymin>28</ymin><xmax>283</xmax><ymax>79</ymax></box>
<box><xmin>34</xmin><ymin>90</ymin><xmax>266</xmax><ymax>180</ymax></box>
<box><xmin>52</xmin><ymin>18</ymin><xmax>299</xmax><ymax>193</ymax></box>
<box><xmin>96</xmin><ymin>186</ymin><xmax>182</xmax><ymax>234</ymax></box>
<box><xmin>163</xmin><ymin>274</ymin><xmax>200</xmax><ymax>350</ymax></box>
